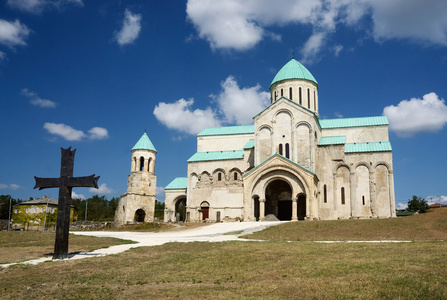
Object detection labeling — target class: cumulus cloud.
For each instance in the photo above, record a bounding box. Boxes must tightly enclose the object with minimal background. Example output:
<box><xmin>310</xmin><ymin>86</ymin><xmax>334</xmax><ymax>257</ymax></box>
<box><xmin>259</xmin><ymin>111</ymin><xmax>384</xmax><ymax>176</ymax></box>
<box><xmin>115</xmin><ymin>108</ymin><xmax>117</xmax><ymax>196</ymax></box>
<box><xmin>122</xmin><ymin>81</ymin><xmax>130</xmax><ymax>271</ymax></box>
<box><xmin>0</xmin><ymin>183</ymin><xmax>21</xmax><ymax>190</ymax></box>
<box><xmin>383</xmin><ymin>93</ymin><xmax>447</xmax><ymax>137</ymax></box>
<box><xmin>89</xmin><ymin>183</ymin><xmax>113</xmax><ymax>194</ymax></box>
<box><xmin>426</xmin><ymin>195</ymin><xmax>447</xmax><ymax>205</ymax></box>
<box><xmin>0</xmin><ymin>19</ymin><xmax>30</xmax><ymax>48</ymax></box>
<box><xmin>72</xmin><ymin>190</ymin><xmax>85</xmax><ymax>200</ymax></box>
<box><xmin>6</xmin><ymin>0</ymin><xmax>84</xmax><ymax>14</ymax></box>
<box><xmin>88</xmin><ymin>127</ymin><xmax>109</xmax><ymax>140</ymax></box>
<box><xmin>115</xmin><ymin>9</ymin><xmax>142</xmax><ymax>46</ymax></box>
<box><xmin>186</xmin><ymin>0</ymin><xmax>447</xmax><ymax>61</ymax></box>
<box><xmin>153</xmin><ymin>98</ymin><xmax>221</xmax><ymax>135</ymax></box>
<box><xmin>43</xmin><ymin>123</ymin><xmax>109</xmax><ymax>141</ymax></box>
<box><xmin>213</xmin><ymin>76</ymin><xmax>270</xmax><ymax>125</ymax></box>
<box><xmin>396</xmin><ymin>202</ymin><xmax>407</xmax><ymax>210</ymax></box>
<box><xmin>22</xmin><ymin>88</ymin><xmax>57</xmax><ymax>108</ymax></box>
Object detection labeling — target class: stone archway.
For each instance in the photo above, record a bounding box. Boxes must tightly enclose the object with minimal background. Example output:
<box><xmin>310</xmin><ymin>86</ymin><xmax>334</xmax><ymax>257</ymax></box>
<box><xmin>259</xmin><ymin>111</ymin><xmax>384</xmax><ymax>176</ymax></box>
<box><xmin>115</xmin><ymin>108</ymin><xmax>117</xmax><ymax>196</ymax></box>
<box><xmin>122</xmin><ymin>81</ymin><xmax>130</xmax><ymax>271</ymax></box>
<box><xmin>134</xmin><ymin>209</ymin><xmax>146</xmax><ymax>222</ymax></box>
<box><xmin>175</xmin><ymin>197</ymin><xmax>187</xmax><ymax>222</ymax></box>
<box><xmin>265</xmin><ymin>179</ymin><xmax>293</xmax><ymax>220</ymax></box>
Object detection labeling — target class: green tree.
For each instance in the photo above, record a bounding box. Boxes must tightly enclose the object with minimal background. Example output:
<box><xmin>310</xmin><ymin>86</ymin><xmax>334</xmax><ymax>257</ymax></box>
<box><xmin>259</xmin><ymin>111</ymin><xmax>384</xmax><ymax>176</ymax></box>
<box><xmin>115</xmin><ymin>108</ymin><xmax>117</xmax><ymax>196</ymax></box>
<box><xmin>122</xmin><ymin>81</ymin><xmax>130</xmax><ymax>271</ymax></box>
<box><xmin>0</xmin><ymin>195</ymin><xmax>21</xmax><ymax>219</ymax></box>
<box><xmin>154</xmin><ymin>200</ymin><xmax>165</xmax><ymax>220</ymax></box>
<box><xmin>407</xmin><ymin>195</ymin><xmax>429</xmax><ymax>213</ymax></box>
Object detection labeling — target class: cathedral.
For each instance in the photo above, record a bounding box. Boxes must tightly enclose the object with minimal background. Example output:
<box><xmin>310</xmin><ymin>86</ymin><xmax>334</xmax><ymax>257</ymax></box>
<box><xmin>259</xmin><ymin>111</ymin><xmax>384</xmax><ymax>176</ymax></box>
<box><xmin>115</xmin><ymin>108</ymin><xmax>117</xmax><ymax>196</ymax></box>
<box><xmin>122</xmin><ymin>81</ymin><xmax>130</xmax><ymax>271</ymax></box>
<box><xmin>115</xmin><ymin>58</ymin><xmax>396</xmax><ymax>225</ymax></box>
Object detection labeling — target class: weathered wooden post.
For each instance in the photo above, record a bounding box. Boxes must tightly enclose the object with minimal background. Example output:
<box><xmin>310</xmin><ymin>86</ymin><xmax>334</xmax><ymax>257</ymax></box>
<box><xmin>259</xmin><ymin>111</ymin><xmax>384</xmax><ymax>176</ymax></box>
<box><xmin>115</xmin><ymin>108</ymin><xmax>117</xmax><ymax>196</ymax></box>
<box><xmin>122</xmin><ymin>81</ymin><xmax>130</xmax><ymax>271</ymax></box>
<box><xmin>34</xmin><ymin>147</ymin><xmax>99</xmax><ymax>259</ymax></box>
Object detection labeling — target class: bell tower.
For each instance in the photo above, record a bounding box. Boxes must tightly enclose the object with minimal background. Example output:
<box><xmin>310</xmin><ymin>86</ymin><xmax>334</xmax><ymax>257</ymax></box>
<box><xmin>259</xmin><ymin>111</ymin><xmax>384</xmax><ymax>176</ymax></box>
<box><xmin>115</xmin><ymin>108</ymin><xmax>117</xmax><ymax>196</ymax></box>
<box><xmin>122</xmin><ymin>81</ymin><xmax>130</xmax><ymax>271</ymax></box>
<box><xmin>114</xmin><ymin>132</ymin><xmax>157</xmax><ymax>225</ymax></box>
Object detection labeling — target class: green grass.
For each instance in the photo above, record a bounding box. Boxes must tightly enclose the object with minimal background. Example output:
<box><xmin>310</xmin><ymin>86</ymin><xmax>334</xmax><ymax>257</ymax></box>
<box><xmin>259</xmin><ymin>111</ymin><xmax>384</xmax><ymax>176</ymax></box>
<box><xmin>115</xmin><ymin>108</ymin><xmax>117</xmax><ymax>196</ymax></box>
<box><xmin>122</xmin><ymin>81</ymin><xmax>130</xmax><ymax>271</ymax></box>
<box><xmin>0</xmin><ymin>209</ymin><xmax>446</xmax><ymax>299</ymax></box>
<box><xmin>0</xmin><ymin>231</ymin><xmax>133</xmax><ymax>264</ymax></box>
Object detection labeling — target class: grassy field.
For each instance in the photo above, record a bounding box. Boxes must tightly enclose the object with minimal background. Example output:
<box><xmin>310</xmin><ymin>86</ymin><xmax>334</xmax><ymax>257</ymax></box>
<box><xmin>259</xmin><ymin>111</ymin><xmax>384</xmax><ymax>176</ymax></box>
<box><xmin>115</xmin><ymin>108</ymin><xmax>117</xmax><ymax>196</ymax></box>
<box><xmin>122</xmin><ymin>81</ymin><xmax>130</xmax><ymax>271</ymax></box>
<box><xmin>0</xmin><ymin>231</ymin><xmax>134</xmax><ymax>264</ymax></box>
<box><xmin>0</xmin><ymin>209</ymin><xmax>446</xmax><ymax>299</ymax></box>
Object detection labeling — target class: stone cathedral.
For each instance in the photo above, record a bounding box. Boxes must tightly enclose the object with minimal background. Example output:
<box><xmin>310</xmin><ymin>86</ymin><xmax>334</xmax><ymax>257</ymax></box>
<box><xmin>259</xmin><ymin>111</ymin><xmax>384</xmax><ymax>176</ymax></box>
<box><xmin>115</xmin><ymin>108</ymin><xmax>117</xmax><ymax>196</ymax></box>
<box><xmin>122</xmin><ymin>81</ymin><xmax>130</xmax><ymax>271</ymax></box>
<box><xmin>115</xmin><ymin>58</ymin><xmax>396</xmax><ymax>225</ymax></box>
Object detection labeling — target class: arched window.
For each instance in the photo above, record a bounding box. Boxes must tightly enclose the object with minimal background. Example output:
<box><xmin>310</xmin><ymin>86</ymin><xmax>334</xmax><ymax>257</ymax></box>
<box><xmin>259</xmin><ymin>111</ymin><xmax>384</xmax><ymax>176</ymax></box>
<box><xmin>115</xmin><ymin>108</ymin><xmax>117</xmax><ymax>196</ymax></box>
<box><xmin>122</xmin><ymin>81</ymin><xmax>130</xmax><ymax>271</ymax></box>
<box><xmin>147</xmin><ymin>158</ymin><xmax>152</xmax><ymax>172</ymax></box>
<box><xmin>234</xmin><ymin>172</ymin><xmax>238</xmax><ymax>180</ymax></box>
<box><xmin>362</xmin><ymin>196</ymin><xmax>365</xmax><ymax>206</ymax></box>
<box><xmin>324</xmin><ymin>185</ymin><xmax>327</xmax><ymax>203</ymax></box>
<box><xmin>218</xmin><ymin>173</ymin><xmax>222</xmax><ymax>181</ymax></box>
<box><xmin>279</xmin><ymin>144</ymin><xmax>283</xmax><ymax>155</ymax></box>
<box><xmin>289</xmin><ymin>87</ymin><xmax>292</xmax><ymax>100</ymax></box>
<box><xmin>274</xmin><ymin>91</ymin><xmax>277</xmax><ymax>101</ymax></box>
<box><xmin>307</xmin><ymin>88</ymin><xmax>310</xmax><ymax>108</ymax></box>
<box><xmin>341</xmin><ymin>187</ymin><xmax>345</xmax><ymax>205</ymax></box>
<box><xmin>139</xmin><ymin>157</ymin><xmax>144</xmax><ymax>171</ymax></box>
<box><xmin>299</xmin><ymin>87</ymin><xmax>302</xmax><ymax>105</ymax></box>
<box><xmin>285</xmin><ymin>143</ymin><xmax>290</xmax><ymax>159</ymax></box>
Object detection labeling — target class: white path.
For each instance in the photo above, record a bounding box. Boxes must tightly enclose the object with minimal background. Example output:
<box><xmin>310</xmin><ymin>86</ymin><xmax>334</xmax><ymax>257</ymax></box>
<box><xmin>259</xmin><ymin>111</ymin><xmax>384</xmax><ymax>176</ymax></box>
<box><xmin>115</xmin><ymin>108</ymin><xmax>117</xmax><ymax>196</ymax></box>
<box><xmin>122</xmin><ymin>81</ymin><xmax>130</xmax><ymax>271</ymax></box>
<box><xmin>0</xmin><ymin>221</ymin><xmax>282</xmax><ymax>268</ymax></box>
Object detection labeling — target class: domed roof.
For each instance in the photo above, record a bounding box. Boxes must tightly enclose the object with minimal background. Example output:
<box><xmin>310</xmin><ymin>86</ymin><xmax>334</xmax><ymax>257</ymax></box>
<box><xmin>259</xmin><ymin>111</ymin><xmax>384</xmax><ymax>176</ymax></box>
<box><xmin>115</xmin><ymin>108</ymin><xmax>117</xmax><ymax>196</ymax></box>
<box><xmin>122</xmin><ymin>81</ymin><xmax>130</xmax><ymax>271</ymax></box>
<box><xmin>132</xmin><ymin>132</ymin><xmax>157</xmax><ymax>152</ymax></box>
<box><xmin>270</xmin><ymin>59</ymin><xmax>318</xmax><ymax>89</ymax></box>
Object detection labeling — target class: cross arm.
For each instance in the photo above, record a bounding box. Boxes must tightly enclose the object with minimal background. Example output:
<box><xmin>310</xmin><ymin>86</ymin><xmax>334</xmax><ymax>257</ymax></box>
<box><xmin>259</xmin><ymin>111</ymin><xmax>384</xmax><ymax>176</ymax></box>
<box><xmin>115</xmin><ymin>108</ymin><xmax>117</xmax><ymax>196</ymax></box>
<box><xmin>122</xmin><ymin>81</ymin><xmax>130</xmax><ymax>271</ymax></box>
<box><xmin>34</xmin><ymin>176</ymin><xmax>60</xmax><ymax>190</ymax></box>
<box><xmin>68</xmin><ymin>174</ymin><xmax>100</xmax><ymax>189</ymax></box>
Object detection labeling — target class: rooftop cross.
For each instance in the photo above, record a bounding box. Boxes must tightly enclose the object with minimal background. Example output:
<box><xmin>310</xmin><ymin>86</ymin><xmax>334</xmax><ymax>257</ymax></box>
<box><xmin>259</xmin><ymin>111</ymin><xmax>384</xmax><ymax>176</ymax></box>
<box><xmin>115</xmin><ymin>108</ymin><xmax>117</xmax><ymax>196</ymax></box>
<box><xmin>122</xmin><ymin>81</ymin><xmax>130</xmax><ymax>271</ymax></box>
<box><xmin>34</xmin><ymin>147</ymin><xmax>99</xmax><ymax>259</ymax></box>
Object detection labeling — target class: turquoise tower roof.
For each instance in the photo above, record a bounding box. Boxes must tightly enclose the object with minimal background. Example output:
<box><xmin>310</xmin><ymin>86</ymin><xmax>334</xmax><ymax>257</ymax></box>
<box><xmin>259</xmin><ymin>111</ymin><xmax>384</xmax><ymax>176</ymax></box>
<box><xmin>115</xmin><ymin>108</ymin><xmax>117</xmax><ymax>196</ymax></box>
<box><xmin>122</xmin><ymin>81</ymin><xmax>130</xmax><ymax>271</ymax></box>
<box><xmin>132</xmin><ymin>132</ymin><xmax>157</xmax><ymax>152</ymax></box>
<box><xmin>270</xmin><ymin>59</ymin><xmax>318</xmax><ymax>89</ymax></box>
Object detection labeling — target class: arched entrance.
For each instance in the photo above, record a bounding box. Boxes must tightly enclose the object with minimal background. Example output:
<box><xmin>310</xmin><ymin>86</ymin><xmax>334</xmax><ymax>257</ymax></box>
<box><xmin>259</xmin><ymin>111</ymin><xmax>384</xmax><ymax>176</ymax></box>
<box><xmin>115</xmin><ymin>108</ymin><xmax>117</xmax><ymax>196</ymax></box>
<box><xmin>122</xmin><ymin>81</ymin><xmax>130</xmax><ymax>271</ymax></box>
<box><xmin>134</xmin><ymin>209</ymin><xmax>146</xmax><ymax>222</ymax></box>
<box><xmin>265</xmin><ymin>179</ymin><xmax>292</xmax><ymax>220</ymax></box>
<box><xmin>175</xmin><ymin>197</ymin><xmax>187</xmax><ymax>222</ymax></box>
<box><xmin>200</xmin><ymin>201</ymin><xmax>210</xmax><ymax>221</ymax></box>
<box><xmin>297</xmin><ymin>194</ymin><xmax>306</xmax><ymax>220</ymax></box>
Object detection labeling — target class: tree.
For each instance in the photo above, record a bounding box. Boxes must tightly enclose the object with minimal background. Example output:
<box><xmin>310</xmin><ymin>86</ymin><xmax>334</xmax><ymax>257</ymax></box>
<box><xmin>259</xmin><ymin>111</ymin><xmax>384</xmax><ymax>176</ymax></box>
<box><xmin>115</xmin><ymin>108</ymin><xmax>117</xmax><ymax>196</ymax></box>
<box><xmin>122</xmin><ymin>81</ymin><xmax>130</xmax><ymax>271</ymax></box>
<box><xmin>407</xmin><ymin>195</ymin><xmax>429</xmax><ymax>213</ymax></box>
<box><xmin>0</xmin><ymin>195</ymin><xmax>21</xmax><ymax>219</ymax></box>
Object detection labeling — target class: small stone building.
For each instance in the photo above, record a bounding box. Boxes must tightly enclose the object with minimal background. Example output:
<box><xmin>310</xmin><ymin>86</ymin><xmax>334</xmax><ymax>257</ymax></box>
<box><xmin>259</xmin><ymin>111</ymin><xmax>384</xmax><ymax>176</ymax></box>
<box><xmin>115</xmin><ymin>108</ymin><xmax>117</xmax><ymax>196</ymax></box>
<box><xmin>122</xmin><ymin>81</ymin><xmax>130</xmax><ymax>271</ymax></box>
<box><xmin>164</xmin><ymin>58</ymin><xmax>396</xmax><ymax>222</ymax></box>
<box><xmin>114</xmin><ymin>132</ymin><xmax>157</xmax><ymax>225</ymax></box>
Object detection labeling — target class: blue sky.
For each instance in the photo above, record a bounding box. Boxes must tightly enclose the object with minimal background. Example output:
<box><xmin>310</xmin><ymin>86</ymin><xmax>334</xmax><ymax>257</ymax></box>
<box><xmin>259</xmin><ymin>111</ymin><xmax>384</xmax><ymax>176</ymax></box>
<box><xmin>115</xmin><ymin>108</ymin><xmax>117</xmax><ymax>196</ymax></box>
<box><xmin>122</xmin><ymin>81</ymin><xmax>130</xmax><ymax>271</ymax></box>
<box><xmin>1</xmin><ymin>0</ymin><xmax>447</xmax><ymax>209</ymax></box>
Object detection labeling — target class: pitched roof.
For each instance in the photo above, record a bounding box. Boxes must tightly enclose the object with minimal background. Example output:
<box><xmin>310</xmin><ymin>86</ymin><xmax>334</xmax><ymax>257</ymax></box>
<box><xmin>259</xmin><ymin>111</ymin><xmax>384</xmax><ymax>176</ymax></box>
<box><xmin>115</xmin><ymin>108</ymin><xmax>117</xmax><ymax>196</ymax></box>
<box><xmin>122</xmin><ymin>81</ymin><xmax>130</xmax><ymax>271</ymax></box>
<box><xmin>187</xmin><ymin>150</ymin><xmax>244</xmax><ymax>162</ymax></box>
<box><xmin>165</xmin><ymin>177</ymin><xmax>188</xmax><ymax>190</ymax></box>
<box><xmin>270</xmin><ymin>59</ymin><xmax>318</xmax><ymax>88</ymax></box>
<box><xmin>132</xmin><ymin>132</ymin><xmax>157</xmax><ymax>152</ymax></box>
<box><xmin>318</xmin><ymin>136</ymin><xmax>346</xmax><ymax>146</ymax></box>
<box><xmin>319</xmin><ymin>116</ymin><xmax>388</xmax><ymax>129</ymax></box>
<box><xmin>197</xmin><ymin>125</ymin><xmax>254</xmax><ymax>137</ymax></box>
<box><xmin>15</xmin><ymin>196</ymin><xmax>58</xmax><ymax>206</ymax></box>
<box><xmin>243</xmin><ymin>139</ymin><xmax>255</xmax><ymax>149</ymax></box>
<box><xmin>344</xmin><ymin>142</ymin><xmax>392</xmax><ymax>153</ymax></box>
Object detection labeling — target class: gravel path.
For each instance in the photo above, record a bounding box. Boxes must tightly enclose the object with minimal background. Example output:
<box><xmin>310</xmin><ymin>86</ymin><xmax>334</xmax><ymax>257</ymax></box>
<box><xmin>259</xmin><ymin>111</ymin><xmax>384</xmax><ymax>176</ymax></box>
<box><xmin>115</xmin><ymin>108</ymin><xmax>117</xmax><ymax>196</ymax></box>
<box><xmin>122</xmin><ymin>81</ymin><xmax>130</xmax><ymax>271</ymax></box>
<box><xmin>0</xmin><ymin>221</ymin><xmax>282</xmax><ymax>268</ymax></box>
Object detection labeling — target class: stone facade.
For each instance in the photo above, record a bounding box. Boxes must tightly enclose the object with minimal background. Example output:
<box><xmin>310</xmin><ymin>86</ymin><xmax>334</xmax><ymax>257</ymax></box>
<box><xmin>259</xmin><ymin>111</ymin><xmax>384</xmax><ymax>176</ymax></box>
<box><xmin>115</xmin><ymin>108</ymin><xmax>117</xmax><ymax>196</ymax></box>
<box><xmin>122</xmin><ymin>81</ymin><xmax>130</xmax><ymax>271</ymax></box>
<box><xmin>164</xmin><ymin>58</ymin><xmax>396</xmax><ymax>222</ymax></box>
<box><xmin>114</xmin><ymin>133</ymin><xmax>157</xmax><ymax>225</ymax></box>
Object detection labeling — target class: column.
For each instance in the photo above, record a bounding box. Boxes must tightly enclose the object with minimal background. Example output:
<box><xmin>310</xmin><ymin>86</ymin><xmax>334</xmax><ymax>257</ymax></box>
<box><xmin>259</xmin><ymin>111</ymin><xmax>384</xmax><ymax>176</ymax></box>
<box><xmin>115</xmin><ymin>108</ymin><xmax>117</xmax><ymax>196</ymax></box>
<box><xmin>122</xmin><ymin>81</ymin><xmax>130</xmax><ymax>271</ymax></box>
<box><xmin>292</xmin><ymin>197</ymin><xmax>298</xmax><ymax>221</ymax></box>
<box><xmin>333</xmin><ymin>173</ymin><xmax>337</xmax><ymax>218</ymax></box>
<box><xmin>260</xmin><ymin>198</ymin><xmax>266</xmax><ymax>220</ymax></box>
<box><xmin>369</xmin><ymin>171</ymin><xmax>376</xmax><ymax>217</ymax></box>
<box><xmin>389</xmin><ymin>171</ymin><xmax>396</xmax><ymax>217</ymax></box>
<box><xmin>350</xmin><ymin>172</ymin><xmax>356</xmax><ymax>218</ymax></box>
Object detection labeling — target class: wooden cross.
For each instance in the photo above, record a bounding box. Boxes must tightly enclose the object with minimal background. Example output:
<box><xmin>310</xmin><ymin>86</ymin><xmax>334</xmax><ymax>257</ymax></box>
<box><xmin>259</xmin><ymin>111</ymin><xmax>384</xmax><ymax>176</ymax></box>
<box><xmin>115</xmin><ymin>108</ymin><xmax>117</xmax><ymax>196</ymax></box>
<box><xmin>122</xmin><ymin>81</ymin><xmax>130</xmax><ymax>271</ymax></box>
<box><xmin>34</xmin><ymin>147</ymin><xmax>99</xmax><ymax>259</ymax></box>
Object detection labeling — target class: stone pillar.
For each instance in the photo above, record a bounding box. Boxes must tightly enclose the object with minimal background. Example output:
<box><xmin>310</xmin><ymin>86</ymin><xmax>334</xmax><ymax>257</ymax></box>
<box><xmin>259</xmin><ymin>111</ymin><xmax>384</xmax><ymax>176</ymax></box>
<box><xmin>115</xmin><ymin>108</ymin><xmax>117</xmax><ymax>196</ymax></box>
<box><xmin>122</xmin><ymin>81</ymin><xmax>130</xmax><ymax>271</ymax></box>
<box><xmin>216</xmin><ymin>211</ymin><xmax>221</xmax><ymax>222</ymax></box>
<box><xmin>292</xmin><ymin>197</ymin><xmax>298</xmax><ymax>221</ymax></box>
<box><xmin>150</xmin><ymin>158</ymin><xmax>155</xmax><ymax>173</ymax></box>
<box><xmin>389</xmin><ymin>171</ymin><xmax>396</xmax><ymax>217</ymax></box>
<box><xmin>333</xmin><ymin>173</ymin><xmax>337</xmax><ymax>219</ymax></box>
<box><xmin>350</xmin><ymin>172</ymin><xmax>356</xmax><ymax>218</ymax></box>
<box><xmin>259</xmin><ymin>198</ymin><xmax>266</xmax><ymax>220</ymax></box>
<box><xmin>369</xmin><ymin>171</ymin><xmax>376</xmax><ymax>217</ymax></box>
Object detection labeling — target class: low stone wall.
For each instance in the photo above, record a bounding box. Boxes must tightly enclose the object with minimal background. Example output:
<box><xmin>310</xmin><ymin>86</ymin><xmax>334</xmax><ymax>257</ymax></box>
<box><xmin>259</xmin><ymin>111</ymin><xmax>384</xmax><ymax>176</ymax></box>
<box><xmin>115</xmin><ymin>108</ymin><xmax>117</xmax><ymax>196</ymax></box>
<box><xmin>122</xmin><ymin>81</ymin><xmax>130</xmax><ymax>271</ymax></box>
<box><xmin>69</xmin><ymin>221</ymin><xmax>111</xmax><ymax>231</ymax></box>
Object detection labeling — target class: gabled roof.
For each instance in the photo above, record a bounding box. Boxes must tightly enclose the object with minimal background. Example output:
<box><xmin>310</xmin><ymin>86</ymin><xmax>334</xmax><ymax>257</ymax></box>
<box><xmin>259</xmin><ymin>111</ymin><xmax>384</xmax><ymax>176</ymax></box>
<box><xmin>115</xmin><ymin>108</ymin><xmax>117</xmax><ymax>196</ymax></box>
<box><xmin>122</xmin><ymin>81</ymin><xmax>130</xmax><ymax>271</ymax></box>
<box><xmin>319</xmin><ymin>116</ymin><xmax>388</xmax><ymax>129</ymax></box>
<box><xmin>243</xmin><ymin>139</ymin><xmax>255</xmax><ymax>149</ymax></box>
<box><xmin>132</xmin><ymin>132</ymin><xmax>157</xmax><ymax>152</ymax></box>
<box><xmin>243</xmin><ymin>153</ymin><xmax>318</xmax><ymax>180</ymax></box>
<box><xmin>187</xmin><ymin>150</ymin><xmax>244</xmax><ymax>162</ymax></box>
<box><xmin>270</xmin><ymin>59</ymin><xmax>318</xmax><ymax>88</ymax></box>
<box><xmin>345</xmin><ymin>142</ymin><xmax>392</xmax><ymax>153</ymax></box>
<box><xmin>318</xmin><ymin>136</ymin><xmax>346</xmax><ymax>146</ymax></box>
<box><xmin>165</xmin><ymin>177</ymin><xmax>188</xmax><ymax>190</ymax></box>
<box><xmin>253</xmin><ymin>96</ymin><xmax>318</xmax><ymax>120</ymax></box>
<box><xmin>197</xmin><ymin>125</ymin><xmax>254</xmax><ymax>137</ymax></box>
<box><xmin>15</xmin><ymin>196</ymin><xmax>58</xmax><ymax>206</ymax></box>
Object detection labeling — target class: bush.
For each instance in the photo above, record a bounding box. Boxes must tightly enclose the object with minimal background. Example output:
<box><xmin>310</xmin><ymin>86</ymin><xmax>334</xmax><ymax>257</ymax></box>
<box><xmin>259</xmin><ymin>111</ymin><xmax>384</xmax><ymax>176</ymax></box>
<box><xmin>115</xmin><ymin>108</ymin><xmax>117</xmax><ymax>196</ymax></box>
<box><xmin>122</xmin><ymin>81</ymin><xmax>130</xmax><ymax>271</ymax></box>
<box><xmin>407</xmin><ymin>195</ymin><xmax>429</xmax><ymax>213</ymax></box>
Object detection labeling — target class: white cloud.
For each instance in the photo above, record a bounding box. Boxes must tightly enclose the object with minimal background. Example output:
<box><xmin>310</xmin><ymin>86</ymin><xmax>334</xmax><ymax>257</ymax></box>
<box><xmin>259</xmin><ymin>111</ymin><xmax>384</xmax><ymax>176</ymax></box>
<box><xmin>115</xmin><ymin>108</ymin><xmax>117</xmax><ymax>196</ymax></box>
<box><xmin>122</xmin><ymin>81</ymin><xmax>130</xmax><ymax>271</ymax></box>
<box><xmin>0</xmin><ymin>19</ymin><xmax>30</xmax><ymax>47</ymax></box>
<box><xmin>89</xmin><ymin>183</ymin><xmax>113</xmax><ymax>194</ymax></box>
<box><xmin>0</xmin><ymin>51</ymin><xmax>6</xmax><ymax>61</ymax></box>
<box><xmin>43</xmin><ymin>123</ymin><xmax>109</xmax><ymax>141</ymax></box>
<box><xmin>214</xmin><ymin>76</ymin><xmax>270</xmax><ymax>125</ymax></box>
<box><xmin>6</xmin><ymin>0</ymin><xmax>84</xmax><ymax>14</ymax></box>
<box><xmin>300</xmin><ymin>31</ymin><xmax>327</xmax><ymax>64</ymax></box>
<box><xmin>383</xmin><ymin>92</ymin><xmax>447</xmax><ymax>137</ymax></box>
<box><xmin>88</xmin><ymin>127</ymin><xmax>109</xmax><ymax>140</ymax></box>
<box><xmin>156</xmin><ymin>186</ymin><xmax>165</xmax><ymax>201</ymax></box>
<box><xmin>396</xmin><ymin>202</ymin><xmax>407</xmax><ymax>210</ymax></box>
<box><xmin>186</xmin><ymin>0</ymin><xmax>447</xmax><ymax>58</ymax></box>
<box><xmin>22</xmin><ymin>88</ymin><xmax>57</xmax><ymax>108</ymax></box>
<box><xmin>153</xmin><ymin>98</ymin><xmax>221</xmax><ymax>135</ymax></box>
<box><xmin>334</xmin><ymin>44</ymin><xmax>343</xmax><ymax>56</ymax></box>
<box><xmin>115</xmin><ymin>9</ymin><xmax>142</xmax><ymax>46</ymax></box>
<box><xmin>71</xmin><ymin>190</ymin><xmax>85</xmax><ymax>200</ymax></box>
<box><xmin>426</xmin><ymin>195</ymin><xmax>447</xmax><ymax>204</ymax></box>
<box><xmin>0</xmin><ymin>183</ymin><xmax>21</xmax><ymax>190</ymax></box>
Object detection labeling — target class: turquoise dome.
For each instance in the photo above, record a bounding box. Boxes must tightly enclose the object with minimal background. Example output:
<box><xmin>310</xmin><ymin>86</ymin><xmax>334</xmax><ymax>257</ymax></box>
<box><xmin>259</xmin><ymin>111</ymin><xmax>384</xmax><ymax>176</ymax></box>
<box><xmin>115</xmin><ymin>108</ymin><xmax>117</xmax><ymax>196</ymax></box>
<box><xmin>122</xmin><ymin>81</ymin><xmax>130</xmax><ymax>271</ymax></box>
<box><xmin>132</xmin><ymin>132</ymin><xmax>157</xmax><ymax>152</ymax></box>
<box><xmin>270</xmin><ymin>59</ymin><xmax>318</xmax><ymax>89</ymax></box>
